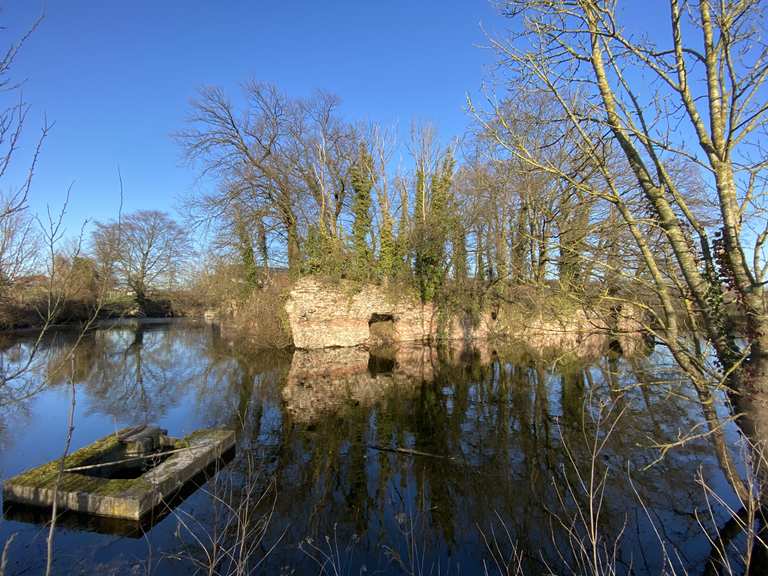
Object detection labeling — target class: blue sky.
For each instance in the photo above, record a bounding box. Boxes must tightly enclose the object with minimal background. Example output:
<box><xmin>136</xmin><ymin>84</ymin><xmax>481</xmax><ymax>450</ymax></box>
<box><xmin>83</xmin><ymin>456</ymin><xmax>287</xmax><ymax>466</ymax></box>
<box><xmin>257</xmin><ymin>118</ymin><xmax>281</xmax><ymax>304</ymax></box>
<box><xmin>5</xmin><ymin>1</ymin><xmax>504</xmax><ymax>235</ymax></box>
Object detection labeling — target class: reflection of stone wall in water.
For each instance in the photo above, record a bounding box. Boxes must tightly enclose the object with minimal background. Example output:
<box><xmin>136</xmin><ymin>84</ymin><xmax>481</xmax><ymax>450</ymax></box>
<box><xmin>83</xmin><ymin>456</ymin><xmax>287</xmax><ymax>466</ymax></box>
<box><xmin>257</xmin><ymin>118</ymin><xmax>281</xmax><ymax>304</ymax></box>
<box><xmin>282</xmin><ymin>345</ymin><xmax>440</xmax><ymax>423</ymax></box>
<box><xmin>284</xmin><ymin>277</ymin><xmax>497</xmax><ymax>349</ymax></box>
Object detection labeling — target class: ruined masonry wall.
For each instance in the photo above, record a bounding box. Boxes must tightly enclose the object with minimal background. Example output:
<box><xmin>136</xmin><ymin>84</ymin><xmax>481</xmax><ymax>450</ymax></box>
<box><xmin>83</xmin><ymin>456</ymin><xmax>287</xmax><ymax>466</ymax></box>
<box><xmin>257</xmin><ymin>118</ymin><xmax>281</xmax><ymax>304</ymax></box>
<box><xmin>284</xmin><ymin>277</ymin><xmax>439</xmax><ymax>349</ymax></box>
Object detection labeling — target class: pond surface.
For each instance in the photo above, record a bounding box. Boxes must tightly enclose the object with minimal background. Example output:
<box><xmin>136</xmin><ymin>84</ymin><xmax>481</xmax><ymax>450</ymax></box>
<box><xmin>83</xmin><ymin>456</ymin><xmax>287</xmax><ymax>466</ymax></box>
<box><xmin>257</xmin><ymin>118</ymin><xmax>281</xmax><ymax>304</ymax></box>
<box><xmin>0</xmin><ymin>320</ymin><xmax>749</xmax><ymax>574</ymax></box>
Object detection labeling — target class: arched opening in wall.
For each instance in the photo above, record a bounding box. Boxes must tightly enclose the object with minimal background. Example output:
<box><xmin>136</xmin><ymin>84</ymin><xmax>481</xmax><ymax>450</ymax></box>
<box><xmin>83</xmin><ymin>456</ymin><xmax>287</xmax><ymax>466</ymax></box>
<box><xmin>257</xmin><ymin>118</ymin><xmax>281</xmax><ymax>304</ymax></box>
<box><xmin>368</xmin><ymin>313</ymin><xmax>395</xmax><ymax>345</ymax></box>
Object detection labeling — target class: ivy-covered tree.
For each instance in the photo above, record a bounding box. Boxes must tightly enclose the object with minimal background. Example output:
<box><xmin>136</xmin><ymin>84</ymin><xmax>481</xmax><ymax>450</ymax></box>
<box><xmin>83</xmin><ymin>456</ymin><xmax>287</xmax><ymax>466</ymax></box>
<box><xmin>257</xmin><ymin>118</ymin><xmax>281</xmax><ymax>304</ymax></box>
<box><xmin>413</xmin><ymin>148</ymin><xmax>455</xmax><ymax>302</ymax></box>
<box><xmin>231</xmin><ymin>207</ymin><xmax>259</xmax><ymax>289</ymax></box>
<box><xmin>378</xmin><ymin>210</ymin><xmax>395</xmax><ymax>279</ymax></box>
<box><xmin>302</xmin><ymin>223</ymin><xmax>347</xmax><ymax>277</ymax></box>
<box><xmin>393</xmin><ymin>179</ymin><xmax>411</xmax><ymax>278</ymax></box>
<box><xmin>350</xmin><ymin>143</ymin><xmax>375</xmax><ymax>279</ymax></box>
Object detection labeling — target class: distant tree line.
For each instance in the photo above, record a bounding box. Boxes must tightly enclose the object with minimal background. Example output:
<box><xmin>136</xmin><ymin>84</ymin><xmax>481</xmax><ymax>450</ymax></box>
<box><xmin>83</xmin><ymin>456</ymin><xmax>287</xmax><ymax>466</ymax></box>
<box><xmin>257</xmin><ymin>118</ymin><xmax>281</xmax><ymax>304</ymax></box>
<box><xmin>0</xmin><ymin>205</ymin><xmax>193</xmax><ymax>325</ymax></box>
<box><xmin>175</xmin><ymin>80</ymin><xmax>654</xmax><ymax>316</ymax></box>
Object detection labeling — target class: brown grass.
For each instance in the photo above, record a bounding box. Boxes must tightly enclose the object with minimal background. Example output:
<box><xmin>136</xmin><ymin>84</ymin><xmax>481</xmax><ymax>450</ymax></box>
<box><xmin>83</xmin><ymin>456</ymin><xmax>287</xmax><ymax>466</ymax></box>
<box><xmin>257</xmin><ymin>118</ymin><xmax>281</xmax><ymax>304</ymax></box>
<box><xmin>219</xmin><ymin>283</ymin><xmax>293</xmax><ymax>349</ymax></box>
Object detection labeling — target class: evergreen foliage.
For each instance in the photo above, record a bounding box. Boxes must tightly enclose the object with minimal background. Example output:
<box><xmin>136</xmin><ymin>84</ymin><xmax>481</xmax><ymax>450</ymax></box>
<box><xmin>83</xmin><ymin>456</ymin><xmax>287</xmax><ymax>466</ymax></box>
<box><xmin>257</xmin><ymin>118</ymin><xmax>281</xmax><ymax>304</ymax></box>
<box><xmin>233</xmin><ymin>213</ymin><xmax>259</xmax><ymax>288</ymax></box>
<box><xmin>413</xmin><ymin>148</ymin><xmax>455</xmax><ymax>302</ymax></box>
<box><xmin>350</xmin><ymin>143</ymin><xmax>375</xmax><ymax>279</ymax></box>
<box><xmin>378</xmin><ymin>211</ymin><xmax>395</xmax><ymax>279</ymax></box>
<box><xmin>302</xmin><ymin>224</ymin><xmax>347</xmax><ymax>277</ymax></box>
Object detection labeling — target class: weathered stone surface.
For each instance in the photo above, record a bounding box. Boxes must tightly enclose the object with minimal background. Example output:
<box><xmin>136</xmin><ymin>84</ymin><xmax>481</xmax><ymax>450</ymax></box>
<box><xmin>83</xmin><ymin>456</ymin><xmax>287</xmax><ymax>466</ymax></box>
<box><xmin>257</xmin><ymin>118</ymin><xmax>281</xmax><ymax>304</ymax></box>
<box><xmin>2</xmin><ymin>428</ymin><xmax>235</xmax><ymax>521</ymax></box>
<box><xmin>496</xmin><ymin>305</ymin><xmax>650</xmax><ymax>360</ymax></box>
<box><xmin>283</xmin><ymin>277</ymin><xmax>647</xmax><ymax>353</ymax></box>
<box><xmin>119</xmin><ymin>425</ymin><xmax>168</xmax><ymax>456</ymax></box>
<box><xmin>446</xmin><ymin>311</ymin><xmax>497</xmax><ymax>341</ymax></box>
<box><xmin>284</xmin><ymin>277</ymin><xmax>500</xmax><ymax>349</ymax></box>
<box><xmin>284</xmin><ymin>277</ymin><xmax>438</xmax><ymax>349</ymax></box>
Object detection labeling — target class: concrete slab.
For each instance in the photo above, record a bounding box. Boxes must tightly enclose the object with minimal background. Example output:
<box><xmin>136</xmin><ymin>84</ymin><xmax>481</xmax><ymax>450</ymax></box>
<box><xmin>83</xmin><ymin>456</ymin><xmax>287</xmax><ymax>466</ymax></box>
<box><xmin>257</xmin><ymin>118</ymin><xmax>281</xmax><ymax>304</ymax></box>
<box><xmin>2</xmin><ymin>427</ymin><xmax>235</xmax><ymax>521</ymax></box>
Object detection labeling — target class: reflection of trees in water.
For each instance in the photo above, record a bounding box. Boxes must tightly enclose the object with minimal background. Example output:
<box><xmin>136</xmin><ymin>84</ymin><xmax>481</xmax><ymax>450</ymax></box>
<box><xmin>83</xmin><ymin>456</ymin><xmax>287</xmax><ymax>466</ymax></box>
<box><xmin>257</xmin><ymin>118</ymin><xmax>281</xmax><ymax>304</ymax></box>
<box><xmin>0</xmin><ymin>396</ymin><xmax>31</xmax><ymax>465</ymax></box>
<box><xmin>0</xmin><ymin>331</ymin><xmax>71</xmax><ymax>406</ymax></box>
<box><xmin>0</xmin><ymin>331</ymin><xmax>86</xmax><ymax>458</ymax></box>
<box><xmin>0</xmin><ymin>323</ymin><xmax>750</xmax><ymax>573</ymax></box>
<box><xmin>242</xmin><ymin>344</ymin><xmax>746</xmax><ymax>573</ymax></box>
<box><xmin>189</xmin><ymin>325</ymin><xmax>290</xmax><ymax>434</ymax></box>
<box><xmin>73</xmin><ymin>322</ymin><xmax>293</xmax><ymax>426</ymax></box>
<box><xmin>0</xmin><ymin>321</ymin><xmax>293</xmax><ymax>431</ymax></box>
<box><xmin>56</xmin><ymin>324</ymin><xmax>194</xmax><ymax>423</ymax></box>
<box><xmin>0</xmin><ymin>321</ymin><xmax>287</xmax><ymax>427</ymax></box>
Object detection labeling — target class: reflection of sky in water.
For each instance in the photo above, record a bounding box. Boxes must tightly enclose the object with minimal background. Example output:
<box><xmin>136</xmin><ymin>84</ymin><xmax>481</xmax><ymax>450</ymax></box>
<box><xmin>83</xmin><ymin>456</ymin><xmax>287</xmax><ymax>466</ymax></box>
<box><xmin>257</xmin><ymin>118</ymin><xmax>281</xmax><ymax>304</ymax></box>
<box><xmin>0</xmin><ymin>320</ymin><xmax>750</xmax><ymax>575</ymax></box>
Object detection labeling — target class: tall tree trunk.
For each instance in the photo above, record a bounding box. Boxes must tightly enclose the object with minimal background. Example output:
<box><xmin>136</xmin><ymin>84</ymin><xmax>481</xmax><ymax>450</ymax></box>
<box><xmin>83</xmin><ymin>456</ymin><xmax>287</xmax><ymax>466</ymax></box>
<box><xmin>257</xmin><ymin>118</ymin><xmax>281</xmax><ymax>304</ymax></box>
<box><xmin>495</xmin><ymin>210</ymin><xmax>509</xmax><ymax>282</ymax></box>
<box><xmin>256</xmin><ymin>216</ymin><xmax>269</xmax><ymax>273</ymax></box>
<box><xmin>234</xmin><ymin>214</ymin><xmax>258</xmax><ymax>288</ymax></box>
<box><xmin>476</xmin><ymin>227</ymin><xmax>485</xmax><ymax>282</ymax></box>
<box><xmin>286</xmin><ymin>218</ymin><xmax>300</xmax><ymax>274</ymax></box>
<box><xmin>453</xmin><ymin>224</ymin><xmax>468</xmax><ymax>284</ymax></box>
<box><xmin>557</xmin><ymin>194</ymin><xmax>590</xmax><ymax>292</ymax></box>
<box><xmin>511</xmin><ymin>203</ymin><xmax>528</xmax><ymax>283</ymax></box>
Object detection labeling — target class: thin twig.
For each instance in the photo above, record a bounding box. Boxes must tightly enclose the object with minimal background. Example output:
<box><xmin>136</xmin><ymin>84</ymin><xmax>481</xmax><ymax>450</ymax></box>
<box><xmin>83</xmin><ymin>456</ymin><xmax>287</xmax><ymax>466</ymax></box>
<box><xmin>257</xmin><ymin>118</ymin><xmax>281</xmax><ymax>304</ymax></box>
<box><xmin>62</xmin><ymin>441</ymin><xmax>221</xmax><ymax>473</ymax></box>
<box><xmin>367</xmin><ymin>444</ymin><xmax>455</xmax><ymax>460</ymax></box>
<box><xmin>0</xmin><ymin>533</ymin><xmax>16</xmax><ymax>576</ymax></box>
<box><xmin>45</xmin><ymin>361</ymin><xmax>76</xmax><ymax>576</ymax></box>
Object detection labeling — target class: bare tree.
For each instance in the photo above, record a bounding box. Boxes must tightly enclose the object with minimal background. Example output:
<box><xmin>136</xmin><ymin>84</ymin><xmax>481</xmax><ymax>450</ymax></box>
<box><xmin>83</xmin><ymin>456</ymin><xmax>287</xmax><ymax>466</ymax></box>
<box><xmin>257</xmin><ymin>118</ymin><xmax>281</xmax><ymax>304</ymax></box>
<box><xmin>464</xmin><ymin>2</ymin><xmax>768</xmax><ymax>524</ymax></box>
<box><xmin>0</xmin><ymin>12</ymin><xmax>74</xmax><ymax>396</ymax></box>
<box><xmin>178</xmin><ymin>84</ymin><xmax>359</xmax><ymax>273</ymax></box>
<box><xmin>0</xmin><ymin>192</ymin><xmax>40</xmax><ymax>290</ymax></box>
<box><xmin>92</xmin><ymin>210</ymin><xmax>193</xmax><ymax>311</ymax></box>
<box><xmin>478</xmin><ymin>1</ymin><xmax>768</xmax><ymax>401</ymax></box>
<box><xmin>0</xmin><ymin>12</ymin><xmax>48</xmax><ymax>294</ymax></box>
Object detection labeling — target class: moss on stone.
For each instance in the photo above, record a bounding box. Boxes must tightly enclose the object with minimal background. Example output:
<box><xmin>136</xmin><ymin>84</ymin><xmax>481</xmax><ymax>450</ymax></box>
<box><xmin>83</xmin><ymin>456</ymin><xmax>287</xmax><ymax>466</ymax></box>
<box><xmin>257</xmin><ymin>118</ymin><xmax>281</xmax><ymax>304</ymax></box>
<box><xmin>5</xmin><ymin>428</ymin><xmax>210</xmax><ymax>493</ymax></box>
<box><xmin>9</xmin><ymin>432</ymin><xmax>122</xmax><ymax>488</ymax></box>
<box><xmin>3</xmin><ymin>428</ymin><xmax>235</xmax><ymax>520</ymax></box>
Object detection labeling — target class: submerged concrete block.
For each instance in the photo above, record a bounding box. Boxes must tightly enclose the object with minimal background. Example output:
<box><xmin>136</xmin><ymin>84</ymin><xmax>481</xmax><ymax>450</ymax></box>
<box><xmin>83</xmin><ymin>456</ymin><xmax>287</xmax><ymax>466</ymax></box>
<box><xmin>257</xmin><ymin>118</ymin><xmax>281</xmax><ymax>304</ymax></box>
<box><xmin>2</xmin><ymin>427</ymin><xmax>235</xmax><ymax>521</ymax></box>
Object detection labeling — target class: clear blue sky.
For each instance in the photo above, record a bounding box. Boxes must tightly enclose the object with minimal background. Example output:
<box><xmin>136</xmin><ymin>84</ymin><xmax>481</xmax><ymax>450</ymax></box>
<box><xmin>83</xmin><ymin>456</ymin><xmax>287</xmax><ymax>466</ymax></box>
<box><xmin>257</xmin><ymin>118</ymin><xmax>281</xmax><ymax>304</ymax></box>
<box><xmin>5</xmin><ymin>1</ymin><xmax>504</xmax><ymax>236</ymax></box>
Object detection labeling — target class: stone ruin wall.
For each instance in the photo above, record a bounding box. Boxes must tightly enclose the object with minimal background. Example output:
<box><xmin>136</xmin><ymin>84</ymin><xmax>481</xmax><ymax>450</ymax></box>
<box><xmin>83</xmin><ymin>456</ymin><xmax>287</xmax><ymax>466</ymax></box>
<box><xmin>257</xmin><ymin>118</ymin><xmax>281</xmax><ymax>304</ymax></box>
<box><xmin>284</xmin><ymin>277</ymin><xmax>497</xmax><ymax>349</ymax></box>
<box><xmin>284</xmin><ymin>276</ymin><xmax>646</xmax><ymax>353</ymax></box>
<box><xmin>494</xmin><ymin>304</ymin><xmax>649</xmax><ymax>357</ymax></box>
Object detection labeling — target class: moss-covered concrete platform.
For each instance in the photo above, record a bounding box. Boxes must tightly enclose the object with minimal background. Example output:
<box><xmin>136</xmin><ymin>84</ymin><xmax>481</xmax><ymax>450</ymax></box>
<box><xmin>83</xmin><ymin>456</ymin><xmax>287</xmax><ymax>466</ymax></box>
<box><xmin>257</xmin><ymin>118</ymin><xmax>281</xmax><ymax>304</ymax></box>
<box><xmin>2</xmin><ymin>427</ymin><xmax>235</xmax><ymax>521</ymax></box>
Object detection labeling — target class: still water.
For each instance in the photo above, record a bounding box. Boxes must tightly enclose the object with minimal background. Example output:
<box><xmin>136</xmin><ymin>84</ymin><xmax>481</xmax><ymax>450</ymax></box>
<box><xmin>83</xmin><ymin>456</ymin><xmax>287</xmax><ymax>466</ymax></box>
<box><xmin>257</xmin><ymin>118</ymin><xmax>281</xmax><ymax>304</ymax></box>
<box><xmin>0</xmin><ymin>320</ymin><xmax>747</xmax><ymax>574</ymax></box>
